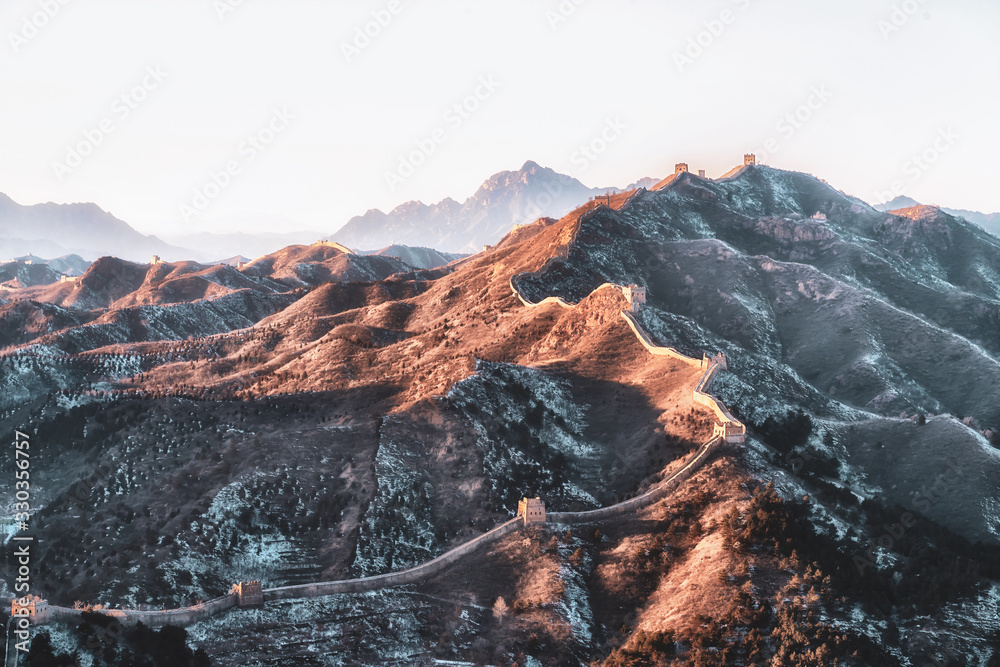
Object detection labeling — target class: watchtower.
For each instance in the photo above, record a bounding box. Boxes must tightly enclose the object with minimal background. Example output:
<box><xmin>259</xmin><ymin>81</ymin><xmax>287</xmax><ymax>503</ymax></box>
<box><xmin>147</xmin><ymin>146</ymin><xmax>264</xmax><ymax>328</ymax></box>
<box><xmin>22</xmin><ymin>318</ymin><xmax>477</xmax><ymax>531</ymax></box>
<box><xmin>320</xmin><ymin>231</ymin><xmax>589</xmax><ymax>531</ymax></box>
<box><xmin>150</xmin><ymin>255</ymin><xmax>163</xmax><ymax>265</ymax></box>
<box><xmin>622</xmin><ymin>284</ymin><xmax>647</xmax><ymax>312</ymax></box>
<box><xmin>744</xmin><ymin>154</ymin><xmax>756</xmax><ymax>166</ymax></box>
<box><xmin>230</xmin><ymin>581</ymin><xmax>263</xmax><ymax>607</ymax></box>
<box><xmin>11</xmin><ymin>596</ymin><xmax>49</xmax><ymax>625</ymax></box>
<box><xmin>713</xmin><ymin>421</ymin><xmax>747</xmax><ymax>445</ymax></box>
<box><xmin>702</xmin><ymin>351</ymin><xmax>727</xmax><ymax>371</ymax></box>
<box><xmin>675</xmin><ymin>163</ymin><xmax>689</xmax><ymax>174</ymax></box>
<box><xmin>517</xmin><ymin>497</ymin><xmax>546</xmax><ymax>525</ymax></box>
<box><xmin>698</xmin><ymin>169</ymin><xmax>706</xmax><ymax>178</ymax></box>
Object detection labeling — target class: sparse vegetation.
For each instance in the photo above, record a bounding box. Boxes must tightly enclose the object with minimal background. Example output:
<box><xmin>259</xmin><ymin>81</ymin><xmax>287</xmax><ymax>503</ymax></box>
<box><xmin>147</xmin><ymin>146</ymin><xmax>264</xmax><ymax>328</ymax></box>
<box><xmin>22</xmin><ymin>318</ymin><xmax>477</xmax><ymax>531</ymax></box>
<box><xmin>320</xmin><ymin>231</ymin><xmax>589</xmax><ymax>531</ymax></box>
<box><xmin>26</xmin><ymin>615</ymin><xmax>211</xmax><ymax>666</ymax></box>
<box><xmin>754</xmin><ymin>408</ymin><xmax>813</xmax><ymax>455</ymax></box>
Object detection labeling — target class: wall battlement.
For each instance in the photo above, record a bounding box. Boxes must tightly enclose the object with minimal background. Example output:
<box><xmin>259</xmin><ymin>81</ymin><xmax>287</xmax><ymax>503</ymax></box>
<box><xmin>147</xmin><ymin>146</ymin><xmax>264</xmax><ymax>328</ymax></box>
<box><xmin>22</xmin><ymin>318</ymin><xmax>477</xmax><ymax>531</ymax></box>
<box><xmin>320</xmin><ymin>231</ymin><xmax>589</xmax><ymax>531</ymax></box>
<box><xmin>313</xmin><ymin>240</ymin><xmax>354</xmax><ymax>254</ymax></box>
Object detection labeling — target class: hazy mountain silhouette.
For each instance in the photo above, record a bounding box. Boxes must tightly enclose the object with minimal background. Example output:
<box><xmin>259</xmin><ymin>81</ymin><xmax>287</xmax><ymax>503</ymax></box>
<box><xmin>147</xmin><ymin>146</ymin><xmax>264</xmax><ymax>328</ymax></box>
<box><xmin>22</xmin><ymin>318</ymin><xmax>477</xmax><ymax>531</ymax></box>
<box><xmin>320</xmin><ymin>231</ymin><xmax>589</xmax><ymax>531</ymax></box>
<box><xmin>0</xmin><ymin>192</ymin><xmax>189</xmax><ymax>262</ymax></box>
<box><xmin>328</xmin><ymin>161</ymin><xmax>635</xmax><ymax>253</ymax></box>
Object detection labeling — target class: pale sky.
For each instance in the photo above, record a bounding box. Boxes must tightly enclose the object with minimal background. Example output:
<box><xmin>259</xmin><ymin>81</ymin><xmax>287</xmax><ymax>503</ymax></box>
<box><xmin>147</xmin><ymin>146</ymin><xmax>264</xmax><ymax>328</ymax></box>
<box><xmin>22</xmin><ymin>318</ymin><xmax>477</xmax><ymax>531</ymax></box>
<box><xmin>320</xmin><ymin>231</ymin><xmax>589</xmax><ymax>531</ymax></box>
<box><xmin>1</xmin><ymin>0</ymin><xmax>998</xmax><ymax>237</ymax></box>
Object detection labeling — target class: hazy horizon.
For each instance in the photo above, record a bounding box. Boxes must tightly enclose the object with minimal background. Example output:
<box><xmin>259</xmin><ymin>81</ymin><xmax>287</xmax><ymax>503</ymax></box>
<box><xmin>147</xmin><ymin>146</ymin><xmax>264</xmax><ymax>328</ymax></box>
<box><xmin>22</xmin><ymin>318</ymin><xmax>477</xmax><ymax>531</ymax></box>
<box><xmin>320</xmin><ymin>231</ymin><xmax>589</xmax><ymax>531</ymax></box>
<box><xmin>2</xmin><ymin>0</ymin><xmax>998</xmax><ymax>237</ymax></box>
<box><xmin>2</xmin><ymin>157</ymin><xmax>996</xmax><ymax>245</ymax></box>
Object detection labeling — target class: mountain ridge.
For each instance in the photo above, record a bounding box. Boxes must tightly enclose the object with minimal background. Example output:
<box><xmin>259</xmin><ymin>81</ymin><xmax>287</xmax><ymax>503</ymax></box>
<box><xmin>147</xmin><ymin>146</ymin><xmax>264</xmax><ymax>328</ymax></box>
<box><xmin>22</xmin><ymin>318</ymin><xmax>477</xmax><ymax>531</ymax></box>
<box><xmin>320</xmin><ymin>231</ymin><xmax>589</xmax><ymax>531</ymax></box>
<box><xmin>328</xmin><ymin>160</ymin><xmax>649</xmax><ymax>253</ymax></box>
<box><xmin>876</xmin><ymin>194</ymin><xmax>1000</xmax><ymax>237</ymax></box>
<box><xmin>0</xmin><ymin>193</ymin><xmax>191</xmax><ymax>263</ymax></box>
<box><xmin>3</xmin><ymin>162</ymin><xmax>1000</xmax><ymax>665</ymax></box>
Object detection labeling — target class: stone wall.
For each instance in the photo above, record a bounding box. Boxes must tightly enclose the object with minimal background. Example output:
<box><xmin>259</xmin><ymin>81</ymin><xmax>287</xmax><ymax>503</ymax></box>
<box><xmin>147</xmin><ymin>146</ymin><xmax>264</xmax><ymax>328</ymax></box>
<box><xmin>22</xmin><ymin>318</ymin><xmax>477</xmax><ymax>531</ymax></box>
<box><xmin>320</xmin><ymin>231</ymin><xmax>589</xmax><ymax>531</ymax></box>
<box><xmin>37</xmin><ymin>183</ymin><xmax>747</xmax><ymax>628</ymax></box>
<box><xmin>621</xmin><ymin>310</ymin><xmax>745</xmax><ymax>442</ymax></box>
<box><xmin>507</xmin><ymin>188</ymin><xmax>647</xmax><ymax>309</ymax></box>
<box><xmin>265</xmin><ymin>518</ymin><xmax>524</xmax><ymax>602</ymax></box>
<box><xmin>45</xmin><ymin>594</ymin><xmax>238</xmax><ymax>628</ymax></box>
<box><xmin>547</xmin><ymin>435</ymin><xmax>723</xmax><ymax>524</ymax></box>
<box><xmin>510</xmin><ymin>257</ymin><xmax>746</xmax><ymax>521</ymax></box>
<box><xmin>619</xmin><ymin>310</ymin><xmax>706</xmax><ymax>367</ymax></box>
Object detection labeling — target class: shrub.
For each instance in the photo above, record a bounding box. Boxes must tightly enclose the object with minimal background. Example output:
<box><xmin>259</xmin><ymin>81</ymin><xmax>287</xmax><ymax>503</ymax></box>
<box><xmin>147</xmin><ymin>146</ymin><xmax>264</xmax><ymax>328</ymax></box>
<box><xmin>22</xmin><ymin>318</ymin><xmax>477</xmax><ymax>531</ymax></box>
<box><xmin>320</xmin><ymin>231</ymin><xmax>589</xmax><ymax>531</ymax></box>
<box><xmin>756</xmin><ymin>409</ymin><xmax>813</xmax><ymax>454</ymax></box>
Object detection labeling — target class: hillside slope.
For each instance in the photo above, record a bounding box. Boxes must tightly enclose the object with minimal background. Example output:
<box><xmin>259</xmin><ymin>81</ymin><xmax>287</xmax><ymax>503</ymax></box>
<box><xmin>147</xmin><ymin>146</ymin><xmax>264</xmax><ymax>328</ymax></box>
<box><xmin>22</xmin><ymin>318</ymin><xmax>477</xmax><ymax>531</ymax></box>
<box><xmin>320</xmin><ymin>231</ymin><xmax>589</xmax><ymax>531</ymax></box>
<box><xmin>3</xmin><ymin>164</ymin><xmax>1000</xmax><ymax>665</ymax></box>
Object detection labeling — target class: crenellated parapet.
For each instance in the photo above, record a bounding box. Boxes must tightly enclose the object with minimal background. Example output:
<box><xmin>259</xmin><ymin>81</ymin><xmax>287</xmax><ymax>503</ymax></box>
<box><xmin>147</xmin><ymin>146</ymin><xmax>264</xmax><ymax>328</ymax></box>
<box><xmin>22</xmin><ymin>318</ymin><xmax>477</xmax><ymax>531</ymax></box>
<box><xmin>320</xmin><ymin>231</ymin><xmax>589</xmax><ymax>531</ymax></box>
<box><xmin>230</xmin><ymin>580</ymin><xmax>264</xmax><ymax>607</ymax></box>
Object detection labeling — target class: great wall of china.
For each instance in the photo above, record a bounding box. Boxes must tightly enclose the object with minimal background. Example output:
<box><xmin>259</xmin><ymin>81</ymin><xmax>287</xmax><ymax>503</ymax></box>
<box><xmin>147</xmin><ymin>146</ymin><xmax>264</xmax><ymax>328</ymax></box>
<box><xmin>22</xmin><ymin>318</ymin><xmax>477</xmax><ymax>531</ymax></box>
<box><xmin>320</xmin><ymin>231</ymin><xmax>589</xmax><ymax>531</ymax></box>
<box><xmin>8</xmin><ymin>179</ymin><xmax>746</xmax><ymax>631</ymax></box>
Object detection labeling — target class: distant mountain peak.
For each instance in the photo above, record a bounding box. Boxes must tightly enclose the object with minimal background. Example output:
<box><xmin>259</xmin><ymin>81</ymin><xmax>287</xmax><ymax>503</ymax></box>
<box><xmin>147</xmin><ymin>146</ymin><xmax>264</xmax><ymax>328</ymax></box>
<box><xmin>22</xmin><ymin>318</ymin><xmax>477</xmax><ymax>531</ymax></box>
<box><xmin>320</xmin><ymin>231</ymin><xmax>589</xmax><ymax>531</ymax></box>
<box><xmin>876</xmin><ymin>195</ymin><xmax>921</xmax><ymax>212</ymax></box>
<box><xmin>390</xmin><ymin>200</ymin><xmax>429</xmax><ymax>215</ymax></box>
<box><xmin>329</xmin><ymin>161</ymin><xmax>601</xmax><ymax>253</ymax></box>
<box><xmin>479</xmin><ymin>161</ymin><xmax>566</xmax><ymax>190</ymax></box>
<box><xmin>0</xmin><ymin>191</ymin><xmax>188</xmax><ymax>262</ymax></box>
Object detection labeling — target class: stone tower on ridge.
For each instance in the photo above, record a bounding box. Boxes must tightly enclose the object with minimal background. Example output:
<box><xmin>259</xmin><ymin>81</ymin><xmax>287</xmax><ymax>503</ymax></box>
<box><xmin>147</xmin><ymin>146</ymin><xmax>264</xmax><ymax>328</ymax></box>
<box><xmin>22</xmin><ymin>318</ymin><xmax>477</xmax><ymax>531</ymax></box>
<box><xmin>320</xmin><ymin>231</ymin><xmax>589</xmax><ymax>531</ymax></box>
<box><xmin>230</xmin><ymin>581</ymin><xmax>264</xmax><ymax>607</ymax></box>
<box><xmin>518</xmin><ymin>497</ymin><xmax>546</xmax><ymax>525</ymax></box>
<box><xmin>622</xmin><ymin>284</ymin><xmax>646</xmax><ymax>312</ymax></box>
<box><xmin>11</xmin><ymin>596</ymin><xmax>49</xmax><ymax>625</ymax></box>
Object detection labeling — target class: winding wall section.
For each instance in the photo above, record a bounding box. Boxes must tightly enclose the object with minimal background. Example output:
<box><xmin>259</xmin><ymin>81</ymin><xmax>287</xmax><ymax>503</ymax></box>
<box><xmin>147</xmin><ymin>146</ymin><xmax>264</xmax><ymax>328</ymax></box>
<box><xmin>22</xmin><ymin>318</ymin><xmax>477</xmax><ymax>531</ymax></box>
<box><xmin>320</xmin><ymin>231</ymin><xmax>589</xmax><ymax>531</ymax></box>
<box><xmin>16</xmin><ymin>188</ymin><xmax>746</xmax><ymax>628</ymax></box>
